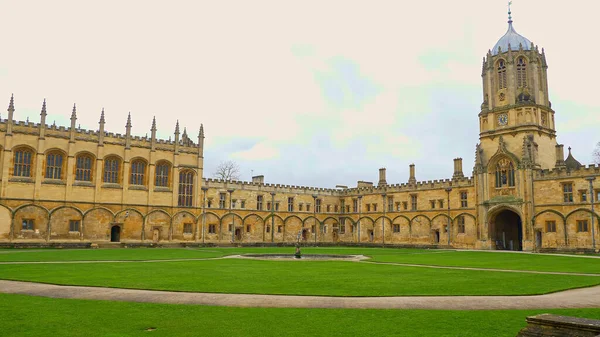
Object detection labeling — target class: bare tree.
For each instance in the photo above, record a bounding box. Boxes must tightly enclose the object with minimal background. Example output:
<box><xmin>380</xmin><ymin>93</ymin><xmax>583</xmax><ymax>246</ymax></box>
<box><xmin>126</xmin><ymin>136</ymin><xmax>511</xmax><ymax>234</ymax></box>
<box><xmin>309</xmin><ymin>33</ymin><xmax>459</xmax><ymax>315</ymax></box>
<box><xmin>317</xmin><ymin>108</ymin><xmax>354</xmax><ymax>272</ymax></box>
<box><xmin>594</xmin><ymin>142</ymin><xmax>600</xmax><ymax>164</ymax></box>
<box><xmin>213</xmin><ymin>160</ymin><xmax>241</xmax><ymax>181</ymax></box>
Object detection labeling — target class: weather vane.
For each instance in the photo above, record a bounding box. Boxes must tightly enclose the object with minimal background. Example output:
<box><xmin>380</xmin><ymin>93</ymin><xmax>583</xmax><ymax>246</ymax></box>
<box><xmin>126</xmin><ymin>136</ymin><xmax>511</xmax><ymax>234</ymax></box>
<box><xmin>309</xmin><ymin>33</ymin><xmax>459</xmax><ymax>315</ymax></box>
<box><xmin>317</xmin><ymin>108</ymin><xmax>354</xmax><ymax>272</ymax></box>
<box><xmin>508</xmin><ymin>1</ymin><xmax>513</xmax><ymax>21</ymax></box>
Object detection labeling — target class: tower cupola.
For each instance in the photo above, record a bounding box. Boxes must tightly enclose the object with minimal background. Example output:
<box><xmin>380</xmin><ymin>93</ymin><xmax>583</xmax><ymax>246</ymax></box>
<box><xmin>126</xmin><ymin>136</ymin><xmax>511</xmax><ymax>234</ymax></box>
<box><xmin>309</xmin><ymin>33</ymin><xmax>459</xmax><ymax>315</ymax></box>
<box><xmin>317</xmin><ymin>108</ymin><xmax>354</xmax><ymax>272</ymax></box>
<box><xmin>492</xmin><ymin>7</ymin><xmax>532</xmax><ymax>55</ymax></box>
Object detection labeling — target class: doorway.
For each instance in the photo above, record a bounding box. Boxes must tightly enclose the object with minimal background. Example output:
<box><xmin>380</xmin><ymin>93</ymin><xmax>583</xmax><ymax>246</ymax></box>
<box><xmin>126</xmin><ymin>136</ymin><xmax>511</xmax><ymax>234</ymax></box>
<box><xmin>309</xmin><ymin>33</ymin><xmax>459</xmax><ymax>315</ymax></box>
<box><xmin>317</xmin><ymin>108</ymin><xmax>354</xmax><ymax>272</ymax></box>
<box><xmin>152</xmin><ymin>228</ymin><xmax>160</xmax><ymax>243</ymax></box>
<box><xmin>434</xmin><ymin>230</ymin><xmax>440</xmax><ymax>244</ymax></box>
<box><xmin>368</xmin><ymin>230</ymin><xmax>374</xmax><ymax>242</ymax></box>
<box><xmin>302</xmin><ymin>229</ymin><xmax>308</xmax><ymax>241</ymax></box>
<box><xmin>535</xmin><ymin>230</ymin><xmax>542</xmax><ymax>250</ymax></box>
<box><xmin>235</xmin><ymin>228</ymin><xmax>242</xmax><ymax>241</ymax></box>
<box><xmin>111</xmin><ymin>225</ymin><xmax>121</xmax><ymax>242</ymax></box>
<box><xmin>490</xmin><ymin>209</ymin><xmax>523</xmax><ymax>251</ymax></box>
<box><xmin>332</xmin><ymin>229</ymin><xmax>339</xmax><ymax>242</ymax></box>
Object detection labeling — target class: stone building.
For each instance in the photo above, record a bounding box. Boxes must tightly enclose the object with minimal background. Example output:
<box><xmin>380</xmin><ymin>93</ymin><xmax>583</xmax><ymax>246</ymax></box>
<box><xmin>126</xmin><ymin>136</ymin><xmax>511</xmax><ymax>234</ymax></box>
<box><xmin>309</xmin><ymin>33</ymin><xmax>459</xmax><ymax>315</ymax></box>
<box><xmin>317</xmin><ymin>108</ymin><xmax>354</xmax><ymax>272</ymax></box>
<box><xmin>0</xmin><ymin>10</ymin><xmax>598</xmax><ymax>251</ymax></box>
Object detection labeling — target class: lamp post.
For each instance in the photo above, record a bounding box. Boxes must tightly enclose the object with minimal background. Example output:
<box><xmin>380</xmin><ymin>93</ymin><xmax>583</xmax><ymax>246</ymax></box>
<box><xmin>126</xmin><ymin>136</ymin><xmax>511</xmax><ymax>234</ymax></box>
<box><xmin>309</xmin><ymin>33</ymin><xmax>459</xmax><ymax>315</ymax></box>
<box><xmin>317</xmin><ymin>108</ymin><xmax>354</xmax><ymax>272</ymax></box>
<box><xmin>228</xmin><ymin>188</ymin><xmax>235</xmax><ymax>243</ymax></box>
<box><xmin>585</xmin><ymin>177</ymin><xmax>596</xmax><ymax>250</ymax></box>
<box><xmin>201</xmin><ymin>186</ymin><xmax>208</xmax><ymax>244</ymax></box>
<box><xmin>445</xmin><ymin>187</ymin><xmax>452</xmax><ymax>246</ymax></box>
<box><xmin>381</xmin><ymin>193</ymin><xmax>387</xmax><ymax>246</ymax></box>
<box><xmin>270</xmin><ymin>192</ymin><xmax>276</xmax><ymax>243</ymax></box>
<box><xmin>357</xmin><ymin>195</ymin><xmax>362</xmax><ymax>243</ymax></box>
<box><xmin>312</xmin><ymin>194</ymin><xmax>317</xmax><ymax>243</ymax></box>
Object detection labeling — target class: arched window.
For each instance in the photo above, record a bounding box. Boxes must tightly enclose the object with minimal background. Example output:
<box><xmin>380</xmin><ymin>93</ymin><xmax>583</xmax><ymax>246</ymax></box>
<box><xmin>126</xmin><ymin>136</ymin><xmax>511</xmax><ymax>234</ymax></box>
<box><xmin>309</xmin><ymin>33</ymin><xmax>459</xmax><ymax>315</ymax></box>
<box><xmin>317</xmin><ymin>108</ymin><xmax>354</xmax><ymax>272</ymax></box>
<box><xmin>130</xmin><ymin>160</ymin><xmax>146</xmax><ymax>186</ymax></box>
<box><xmin>178</xmin><ymin>170</ymin><xmax>194</xmax><ymax>207</ymax></box>
<box><xmin>103</xmin><ymin>156</ymin><xmax>121</xmax><ymax>184</ymax></box>
<box><xmin>45</xmin><ymin>151</ymin><xmax>64</xmax><ymax>179</ymax></box>
<box><xmin>75</xmin><ymin>154</ymin><xmax>93</xmax><ymax>182</ymax></box>
<box><xmin>155</xmin><ymin>161</ymin><xmax>170</xmax><ymax>187</ymax></box>
<box><xmin>13</xmin><ymin>148</ymin><xmax>33</xmax><ymax>177</ymax></box>
<box><xmin>516</xmin><ymin>57</ymin><xmax>527</xmax><ymax>88</ymax></box>
<box><xmin>497</xmin><ymin>60</ymin><xmax>507</xmax><ymax>90</ymax></box>
<box><xmin>495</xmin><ymin>158</ymin><xmax>515</xmax><ymax>188</ymax></box>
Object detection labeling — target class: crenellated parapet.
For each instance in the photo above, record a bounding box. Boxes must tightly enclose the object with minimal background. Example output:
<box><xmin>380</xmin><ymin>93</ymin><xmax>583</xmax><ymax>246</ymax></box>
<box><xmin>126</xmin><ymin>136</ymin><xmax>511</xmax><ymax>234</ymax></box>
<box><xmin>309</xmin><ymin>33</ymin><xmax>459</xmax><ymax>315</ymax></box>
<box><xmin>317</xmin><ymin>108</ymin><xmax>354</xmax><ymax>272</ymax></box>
<box><xmin>202</xmin><ymin>178</ymin><xmax>341</xmax><ymax>196</ymax></box>
<box><xmin>341</xmin><ymin>176</ymin><xmax>474</xmax><ymax>195</ymax></box>
<box><xmin>535</xmin><ymin>164</ymin><xmax>600</xmax><ymax>181</ymax></box>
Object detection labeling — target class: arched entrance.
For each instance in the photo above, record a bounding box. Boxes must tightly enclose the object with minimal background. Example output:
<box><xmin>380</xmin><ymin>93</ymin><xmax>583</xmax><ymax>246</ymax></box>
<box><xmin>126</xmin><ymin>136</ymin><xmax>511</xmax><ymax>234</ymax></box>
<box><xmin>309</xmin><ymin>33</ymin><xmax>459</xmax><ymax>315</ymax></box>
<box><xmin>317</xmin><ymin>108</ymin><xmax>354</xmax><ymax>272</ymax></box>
<box><xmin>490</xmin><ymin>209</ymin><xmax>522</xmax><ymax>251</ymax></box>
<box><xmin>111</xmin><ymin>225</ymin><xmax>121</xmax><ymax>242</ymax></box>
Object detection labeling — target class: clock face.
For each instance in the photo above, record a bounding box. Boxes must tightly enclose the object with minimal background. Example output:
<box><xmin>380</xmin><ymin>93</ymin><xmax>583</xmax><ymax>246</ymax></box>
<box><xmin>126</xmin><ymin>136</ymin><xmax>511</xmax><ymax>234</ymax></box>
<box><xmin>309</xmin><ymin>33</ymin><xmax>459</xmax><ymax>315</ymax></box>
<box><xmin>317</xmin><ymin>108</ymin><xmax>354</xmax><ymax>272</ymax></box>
<box><xmin>498</xmin><ymin>114</ymin><xmax>508</xmax><ymax>126</ymax></box>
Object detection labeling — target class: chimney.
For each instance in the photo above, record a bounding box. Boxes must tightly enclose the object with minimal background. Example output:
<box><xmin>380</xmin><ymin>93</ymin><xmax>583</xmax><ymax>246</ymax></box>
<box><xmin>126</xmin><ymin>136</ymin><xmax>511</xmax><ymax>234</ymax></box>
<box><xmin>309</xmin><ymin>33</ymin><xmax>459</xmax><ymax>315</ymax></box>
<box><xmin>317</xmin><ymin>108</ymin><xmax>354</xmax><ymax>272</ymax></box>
<box><xmin>252</xmin><ymin>175</ymin><xmax>264</xmax><ymax>184</ymax></box>
<box><xmin>378</xmin><ymin>168</ymin><xmax>387</xmax><ymax>186</ymax></box>
<box><xmin>555</xmin><ymin>144</ymin><xmax>566</xmax><ymax>168</ymax></box>
<box><xmin>408</xmin><ymin>164</ymin><xmax>416</xmax><ymax>185</ymax></box>
<box><xmin>453</xmin><ymin>158</ymin><xmax>464</xmax><ymax>179</ymax></box>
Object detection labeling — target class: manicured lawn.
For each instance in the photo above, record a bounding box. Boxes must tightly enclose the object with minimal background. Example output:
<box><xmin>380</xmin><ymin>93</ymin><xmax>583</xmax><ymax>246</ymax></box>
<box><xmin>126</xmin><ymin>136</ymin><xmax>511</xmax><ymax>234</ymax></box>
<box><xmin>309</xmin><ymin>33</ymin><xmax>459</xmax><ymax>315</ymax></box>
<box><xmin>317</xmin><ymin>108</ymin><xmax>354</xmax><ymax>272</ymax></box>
<box><xmin>1</xmin><ymin>258</ymin><xmax>599</xmax><ymax>296</ymax></box>
<box><xmin>1</xmin><ymin>247</ymin><xmax>598</xmax><ymax>275</ymax></box>
<box><xmin>2</xmin><ymin>293</ymin><xmax>600</xmax><ymax>337</ymax></box>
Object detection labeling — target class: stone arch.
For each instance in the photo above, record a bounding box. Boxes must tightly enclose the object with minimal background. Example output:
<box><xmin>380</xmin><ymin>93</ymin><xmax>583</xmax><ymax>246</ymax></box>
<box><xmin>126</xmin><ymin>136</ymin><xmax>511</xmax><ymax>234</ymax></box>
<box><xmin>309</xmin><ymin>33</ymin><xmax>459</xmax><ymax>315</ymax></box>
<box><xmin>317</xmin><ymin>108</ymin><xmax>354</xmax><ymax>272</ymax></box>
<box><xmin>357</xmin><ymin>216</ymin><xmax>375</xmax><ymax>242</ymax></box>
<box><xmin>283</xmin><ymin>215</ymin><xmax>303</xmax><ymax>242</ymax></box>
<box><xmin>242</xmin><ymin>214</ymin><xmax>265</xmax><ymax>243</ymax></box>
<box><xmin>488</xmin><ymin>205</ymin><xmax>523</xmax><ymax>251</ymax></box>
<box><xmin>13</xmin><ymin>204</ymin><xmax>49</xmax><ymax>241</ymax></box>
<box><xmin>203</xmin><ymin>211</ymin><xmax>221</xmax><ymax>242</ymax></box>
<box><xmin>322</xmin><ymin>217</ymin><xmax>339</xmax><ymax>242</ymax></box>
<box><xmin>373</xmin><ymin>215</ymin><xmax>393</xmax><ymax>243</ymax></box>
<box><xmin>453</xmin><ymin>212</ymin><xmax>478</xmax><ymax>246</ymax></box>
<box><xmin>145</xmin><ymin>209</ymin><xmax>172</xmax><ymax>242</ymax></box>
<box><xmin>114</xmin><ymin>208</ymin><xmax>144</xmax><ymax>241</ymax></box>
<box><xmin>264</xmin><ymin>214</ymin><xmax>285</xmax><ymax>242</ymax></box>
<box><xmin>391</xmin><ymin>215</ymin><xmax>411</xmax><ymax>243</ymax></box>
<box><xmin>533</xmin><ymin>209</ymin><xmax>567</xmax><ymax>249</ymax></box>
<box><xmin>0</xmin><ymin>204</ymin><xmax>12</xmax><ymax>240</ymax></box>
<box><xmin>172</xmin><ymin>210</ymin><xmax>197</xmax><ymax>241</ymax></box>
<box><xmin>83</xmin><ymin>207</ymin><xmax>113</xmax><ymax>241</ymax></box>
<box><xmin>220</xmin><ymin>212</ymin><xmax>244</xmax><ymax>242</ymax></box>
<box><xmin>49</xmin><ymin>206</ymin><xmax>84</xmax><ymax>240</ymax></box>
<box><xmin>564</xmin><ymin>208</ymin><xmax>599</xmax><ymax>248</ymax></box>
<box><xmin>431</xmin><ymin>214</ymin><xmax>452</xmax><ymax>245</ymax></box>
<box><xmin>410</xmin><ymin>215</ymin><xmax>431</xmax><ymax>244</ymax></box>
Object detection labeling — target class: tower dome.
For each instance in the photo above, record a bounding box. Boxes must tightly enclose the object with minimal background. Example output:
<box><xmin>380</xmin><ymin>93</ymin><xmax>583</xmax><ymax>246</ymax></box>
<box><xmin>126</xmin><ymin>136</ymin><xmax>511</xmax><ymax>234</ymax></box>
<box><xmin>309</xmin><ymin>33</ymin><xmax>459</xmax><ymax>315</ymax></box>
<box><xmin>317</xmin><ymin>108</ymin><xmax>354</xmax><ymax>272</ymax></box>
<box><xmin>492</xmin><ymin>8</ymin><xmax>532</xmax><ymax>55</ymax></box>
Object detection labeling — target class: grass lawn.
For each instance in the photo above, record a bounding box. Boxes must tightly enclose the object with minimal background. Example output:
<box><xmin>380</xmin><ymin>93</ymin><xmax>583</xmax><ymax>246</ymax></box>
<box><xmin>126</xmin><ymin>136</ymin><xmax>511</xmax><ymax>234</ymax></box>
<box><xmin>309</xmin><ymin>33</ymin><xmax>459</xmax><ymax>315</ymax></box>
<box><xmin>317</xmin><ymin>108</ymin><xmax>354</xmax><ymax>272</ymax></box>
<box><xmin>2</xmin><ymin>293</ymin><xmax>600</xmax><ymax>337</ymax></box>
<box><xmin>1</xmin><ymin>258</ymin><xmax>599</xmax><ymax>296</ymax></box>
<box><xmin>1</xmin><ymin>247</ymin><xmax>599</xmax><ymax>275</ymax></box>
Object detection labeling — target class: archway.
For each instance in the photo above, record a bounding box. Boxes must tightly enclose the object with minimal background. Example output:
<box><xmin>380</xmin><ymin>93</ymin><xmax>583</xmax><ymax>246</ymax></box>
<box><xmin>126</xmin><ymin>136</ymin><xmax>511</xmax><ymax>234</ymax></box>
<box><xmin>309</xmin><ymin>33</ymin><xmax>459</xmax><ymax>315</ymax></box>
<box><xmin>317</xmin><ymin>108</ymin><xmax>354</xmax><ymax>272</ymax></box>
<box><xmin>110</xmin><ymin>225</ymin><xmax>121</xmax><ymax>242</ymax></box>
<box><xmin>490</xmin><ymin>209</ymin><xmax>522</xmax><ymax>251</ymax></box>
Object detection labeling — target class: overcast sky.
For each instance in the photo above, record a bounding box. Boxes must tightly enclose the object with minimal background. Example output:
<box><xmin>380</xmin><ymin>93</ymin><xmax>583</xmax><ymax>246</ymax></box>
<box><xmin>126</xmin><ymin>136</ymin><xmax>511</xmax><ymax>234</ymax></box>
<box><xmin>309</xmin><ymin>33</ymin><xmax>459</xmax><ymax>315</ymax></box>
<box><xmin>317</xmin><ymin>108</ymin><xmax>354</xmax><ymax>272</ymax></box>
<box><xmin>1</xmin><ymin>1</ymin><xmax>599</xmax><ymax>188</ymax></box>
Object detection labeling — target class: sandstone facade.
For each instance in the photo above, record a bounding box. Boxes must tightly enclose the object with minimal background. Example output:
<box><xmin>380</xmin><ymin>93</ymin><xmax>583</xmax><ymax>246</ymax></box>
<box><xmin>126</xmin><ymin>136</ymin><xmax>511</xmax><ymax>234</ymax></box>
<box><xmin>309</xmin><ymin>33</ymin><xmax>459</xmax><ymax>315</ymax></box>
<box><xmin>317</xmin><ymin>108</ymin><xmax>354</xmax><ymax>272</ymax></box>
<box><xmin>1</xmin><ymin>13</ymin><xmax>598</xmax><ymax>251</ymax></box>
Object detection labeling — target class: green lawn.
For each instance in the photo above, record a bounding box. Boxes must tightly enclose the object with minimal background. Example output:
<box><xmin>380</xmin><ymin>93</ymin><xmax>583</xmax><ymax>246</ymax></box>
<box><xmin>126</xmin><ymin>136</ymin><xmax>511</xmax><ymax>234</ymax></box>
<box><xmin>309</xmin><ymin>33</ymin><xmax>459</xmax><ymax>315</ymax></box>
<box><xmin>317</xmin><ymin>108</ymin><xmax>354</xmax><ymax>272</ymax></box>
<box><xmin>1</xmin><ymin>247</ymin><xmax>598</xmax><ymax>275</ymax></box>
<box><xmin>2</xmin><ymin>293</ymin><xmax>600</xmax><ymax>337</ymax></box>
<box><xmin>1</xmin><ymin>258</ymin><xmax>599</xmax><ymax>296</ymax></box>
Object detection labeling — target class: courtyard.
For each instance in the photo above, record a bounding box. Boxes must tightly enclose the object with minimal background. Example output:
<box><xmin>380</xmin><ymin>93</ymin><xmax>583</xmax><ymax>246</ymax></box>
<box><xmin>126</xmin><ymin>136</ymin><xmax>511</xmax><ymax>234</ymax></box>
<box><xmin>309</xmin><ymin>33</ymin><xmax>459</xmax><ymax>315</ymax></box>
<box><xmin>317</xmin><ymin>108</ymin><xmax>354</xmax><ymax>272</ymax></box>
<box><xmin>1</xmin><ymin>247</ymin><xmax>599</xmax><ymax>336</ymax></box>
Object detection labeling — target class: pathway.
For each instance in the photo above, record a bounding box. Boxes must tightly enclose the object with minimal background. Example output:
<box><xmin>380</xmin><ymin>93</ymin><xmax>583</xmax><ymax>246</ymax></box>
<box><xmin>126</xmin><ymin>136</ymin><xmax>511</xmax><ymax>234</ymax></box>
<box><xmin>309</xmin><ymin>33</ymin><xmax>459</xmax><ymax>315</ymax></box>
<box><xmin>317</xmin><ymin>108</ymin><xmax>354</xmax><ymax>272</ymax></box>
<box><xmin>2</xmin><ymin>280</ymin><xmax>600</xmax><ymax>310</ymax></box>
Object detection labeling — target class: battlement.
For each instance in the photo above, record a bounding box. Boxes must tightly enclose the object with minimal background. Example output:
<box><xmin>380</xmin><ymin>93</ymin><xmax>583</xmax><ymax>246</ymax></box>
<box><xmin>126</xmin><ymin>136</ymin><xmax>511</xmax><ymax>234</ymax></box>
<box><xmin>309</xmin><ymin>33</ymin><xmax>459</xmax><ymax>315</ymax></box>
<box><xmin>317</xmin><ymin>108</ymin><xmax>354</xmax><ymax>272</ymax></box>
<box><xmin>202</xmin><ymin>178</ymin><xmax>342</xmax><ymax>196</ymax></box>
<box><xmin>535</xmin><ymin>164</ymin><xmax>600</xmax><ymax>180</ymax></box>
<box><xmin>337</xmin><ymin>176</ymin><xmax>474</xmax><ymax>195</ymax></box>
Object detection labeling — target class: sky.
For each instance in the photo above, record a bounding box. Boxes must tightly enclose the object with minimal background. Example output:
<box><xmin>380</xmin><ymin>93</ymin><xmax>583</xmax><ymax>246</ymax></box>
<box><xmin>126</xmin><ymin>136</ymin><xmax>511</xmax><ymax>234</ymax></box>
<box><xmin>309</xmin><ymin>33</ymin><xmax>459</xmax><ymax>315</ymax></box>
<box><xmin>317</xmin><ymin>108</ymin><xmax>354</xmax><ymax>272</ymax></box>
<box><xmin>1</xmin><ymin>0</ymin><xmax>599</xmax><ymax>188</ymax></box>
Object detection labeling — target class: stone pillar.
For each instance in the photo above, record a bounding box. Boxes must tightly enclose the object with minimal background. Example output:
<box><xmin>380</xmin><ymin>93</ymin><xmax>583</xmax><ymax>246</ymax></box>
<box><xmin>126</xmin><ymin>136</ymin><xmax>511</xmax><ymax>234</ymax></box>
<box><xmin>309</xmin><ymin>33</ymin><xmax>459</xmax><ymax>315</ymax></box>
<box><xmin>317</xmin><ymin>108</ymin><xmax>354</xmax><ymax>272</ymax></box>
<box><xmin>555</xmin><ymin>144</ymin><xmax>566</xmax><ymax>168</ymax></box>
<box><xmin>453</xmin><ymin>158</ymin><xmax>464</xmax><ymax>179</ymax></box>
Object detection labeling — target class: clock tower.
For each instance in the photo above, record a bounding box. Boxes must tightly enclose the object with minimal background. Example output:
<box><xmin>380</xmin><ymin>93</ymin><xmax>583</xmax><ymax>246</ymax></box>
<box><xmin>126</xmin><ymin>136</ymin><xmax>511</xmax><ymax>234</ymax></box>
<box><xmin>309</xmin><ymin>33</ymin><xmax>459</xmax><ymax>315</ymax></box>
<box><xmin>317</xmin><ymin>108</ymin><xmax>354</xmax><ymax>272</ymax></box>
<box><xmin>477</xmin><ymin>6</ymin><xmax>557</xmax><ymax>170</ymax></box>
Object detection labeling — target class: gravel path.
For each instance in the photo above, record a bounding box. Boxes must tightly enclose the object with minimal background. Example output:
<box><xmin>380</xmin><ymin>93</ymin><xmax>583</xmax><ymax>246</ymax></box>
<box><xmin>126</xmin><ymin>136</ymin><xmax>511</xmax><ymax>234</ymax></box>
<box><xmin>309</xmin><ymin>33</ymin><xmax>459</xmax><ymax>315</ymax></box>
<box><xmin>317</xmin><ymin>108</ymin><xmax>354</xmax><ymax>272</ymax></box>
<box><xmin>2</xmin><ymin>280</ymin><xmax>600</xmax><ymax>310</ymax></box>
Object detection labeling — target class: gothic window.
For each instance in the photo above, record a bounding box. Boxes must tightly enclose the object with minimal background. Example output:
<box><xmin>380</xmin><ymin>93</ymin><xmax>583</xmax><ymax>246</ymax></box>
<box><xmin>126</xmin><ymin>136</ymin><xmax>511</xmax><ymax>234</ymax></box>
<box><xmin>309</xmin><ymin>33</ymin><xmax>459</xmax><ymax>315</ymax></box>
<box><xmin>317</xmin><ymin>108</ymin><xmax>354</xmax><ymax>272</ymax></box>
<box><xmin>75</xmin><ymin>154</ymin><xmax>93</xmax><ymax>182</ymax></box>
<box><xmin>497</xmin><ymin>60</ymin><xmax>507</xmax><ymax>90</ymax></box>
<box><xmin>45</xmin><ymin>151</ymin><xmax>64</xmax><ymax>179</ymax></box>
<box><xmin>316</xmin><ymin>199</ymin><xmax>322</xmax><ymax>213</ymax></box>
<box><xmin>155</xmin><ymin>161</ymin><xmax>170</xmax><ymax>187</ymax></box>
<box><xmin>516</xmin><ymin>57</ymin><xmax>527</xmax><ymax>88</ymax></box>
<box><xmin>130</xmin><ymin>160</ymin><xmax>146</xmax><ymax>186</ymax></box>
<box><xmin>13</xmin><ymin>148</ymin><xmax>33</xmax><ymax>177</ymax></box>
<box><xmin>178</xmin><ymin>170</ymin><xmax>194</xmax><ymax>207</ymax></box>
<box><xmin>288</xmin><ymin>197</ymin><xmax>294</xmax><ymax>212</ymax></box>
<box><xmin>103</xmin><ymin>156</ymin><xmax>121</xmax><ymax>184</ymax></box>
<box><xmin>495</xmin><ymin>158</ymin><xmax>515</xmax><ymax>188</ymax></box>
<box><xmin>457</xmin><ymin>216</ymin><xmax>466</xmax><ymax>234</ymax></box>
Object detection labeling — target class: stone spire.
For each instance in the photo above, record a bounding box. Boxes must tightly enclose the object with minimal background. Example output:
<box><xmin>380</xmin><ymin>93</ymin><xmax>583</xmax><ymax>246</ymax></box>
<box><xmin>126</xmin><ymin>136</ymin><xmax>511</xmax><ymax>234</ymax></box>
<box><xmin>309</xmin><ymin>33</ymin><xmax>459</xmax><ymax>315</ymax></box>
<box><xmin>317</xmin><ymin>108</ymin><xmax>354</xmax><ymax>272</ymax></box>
<box><xmin>98</xmin><ymin>108</ymin><xmax>106</xmax><ymax>146</ymax></box>
<box><xmin>198</xmin><ymin>124</ymin><xmax>204</xmax><ymax>157</ymax></box>
<box><xmin>150</xmin><ymin>116</ymin><xmax>157</xmax><ymax>151</ymax></box>
<box><xmin>174</xmin><ymin>120</ymin><xmax>180</xmax><ymax>153</ymax></box>
<box><xmin>69</xmin><ymin>104</ymin><xmax>77</xmax><ymax>142</ymax></box>
<box><xmin>7</xmin><ymin>94</ymin><xmax>14</xmax><ymax>135</ymax></box>
<box><xmin>125</xmin><ymin>112</ymin><xmax>132</xmax><ymax>149</ymax></box>
<box><xmin>39</xmin><ymin>99</ymin><xmax>47</xmax><ymax>139</ymax></box>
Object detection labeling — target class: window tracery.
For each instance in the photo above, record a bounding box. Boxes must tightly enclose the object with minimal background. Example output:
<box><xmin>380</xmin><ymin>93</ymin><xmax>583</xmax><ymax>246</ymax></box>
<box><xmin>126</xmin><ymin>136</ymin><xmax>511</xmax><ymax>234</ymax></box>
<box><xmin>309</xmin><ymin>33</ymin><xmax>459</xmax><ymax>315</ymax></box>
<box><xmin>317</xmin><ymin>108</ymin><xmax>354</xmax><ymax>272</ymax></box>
<box><xmin>495</xmin><ymin>158</ymin><xmax>515</xmax><ymax>188</ymax></box>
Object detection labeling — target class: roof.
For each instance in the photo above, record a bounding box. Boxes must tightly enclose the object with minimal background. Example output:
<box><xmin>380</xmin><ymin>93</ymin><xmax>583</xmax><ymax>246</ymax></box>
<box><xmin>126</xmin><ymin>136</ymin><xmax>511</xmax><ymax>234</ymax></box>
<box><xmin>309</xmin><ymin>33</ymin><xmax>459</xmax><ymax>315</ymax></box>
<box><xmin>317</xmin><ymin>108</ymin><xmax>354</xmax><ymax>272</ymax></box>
<box><xmin>492</xmin><ymin>20</ymin><xmax>532</xmax><ymax>56</ymax></box>
<box><xmin>565</xmin><ymin>147</ymin><xmax>583</xmax><ymax>170</ymax></box>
